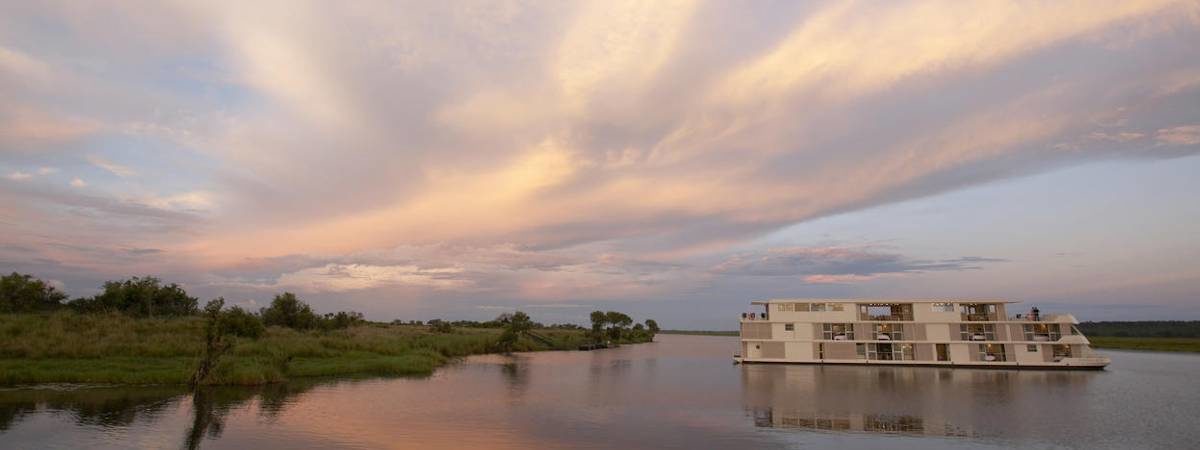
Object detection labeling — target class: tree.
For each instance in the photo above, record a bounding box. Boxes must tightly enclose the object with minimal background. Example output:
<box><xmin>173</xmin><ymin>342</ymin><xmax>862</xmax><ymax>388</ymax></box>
<box><xmin>0</xmin><ymin>272</ymin><xmax>67</xmax><ymax>313</ymax></box>
<box><xmin>260</xmin><ymin>292</ymin><xmax>318</xmax><ymax>330</ymax></box>
<box><xmin>427</xmin><ymin>319</ymin><xmax>454</xmax><ymax>333</ymax></box>
<box><xmin>644</xmin><ymin>319</ymin><xmax>659</xmax><ymax>335</ymax></box>
<box><xmin>69</xmin><ymin>276</ymin><xmax>197</xmax><ymax>317</ymax></box>
<box><xmin>190</xmin><ymin>298</ymin><xmax>265</xmax><ymax>386</ymax></box>
<box><xmin>605</xmin><ymin>311</ymin><xmax>633</xmax><ymax>341</ymax></box>
<box><xmin>496</xmin><ymin>311</ymin><xmax>534</xmax><ymax>353</ymax></box>
<box><xmin>589</xmin><ymin>310</ymin><xmax>607</xmax><ymax>341</ymax></box>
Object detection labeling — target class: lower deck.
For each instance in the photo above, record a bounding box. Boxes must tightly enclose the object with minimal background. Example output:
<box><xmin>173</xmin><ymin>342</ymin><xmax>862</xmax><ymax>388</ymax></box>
<box><xmin>738</xmin><ymin>340</ymin><xmax>1110</xmax><ymax>369</ymax></box>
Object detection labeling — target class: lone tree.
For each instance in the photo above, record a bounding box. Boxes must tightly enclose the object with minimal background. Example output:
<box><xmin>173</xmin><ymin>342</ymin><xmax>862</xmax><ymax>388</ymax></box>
<box><xmin>496</xmin><ymin>311</ymin><xmax>534</xmax><ymax>353</ymax></box>
<box><xmin>644</xmin><ymin>319</ymin><xmax>659</xmax><ymax>335</ymax></box>
<box><xmin>190</xmin><ymin>298</ymin><xmax>265</xmax><ymax>387</ymax></box>
<box><xmin>0</xmin><ymin>272</ymin><xmax>67</xmax><ymax>313</ymax></box>
<box><xmin>260</xmin><ymin>292</ymin><xmax>317</xmax><ymax>330</ymax></box>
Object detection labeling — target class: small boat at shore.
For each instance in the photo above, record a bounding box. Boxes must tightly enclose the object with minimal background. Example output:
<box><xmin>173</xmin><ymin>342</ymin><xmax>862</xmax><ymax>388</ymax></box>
<box><xmin>736</xmin><ymin>299</ymin><xmax>1109</xmax><ymax>369</ymax></box>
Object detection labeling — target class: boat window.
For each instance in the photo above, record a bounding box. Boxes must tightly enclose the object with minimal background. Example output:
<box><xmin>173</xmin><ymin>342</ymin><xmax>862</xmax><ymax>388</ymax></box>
<box><xmin>830</xmin><ymin>303</ymin><xmax>845</xmax><ymax>311</ymax></box>
<box><xmin>811</xmin><ymin>303</ymin><xmax>827</xmax><ymax>312</ymax></box>
<box><xmin>1027</xmin><ymin>344</ymin><xmax>1038</xmax><ymax>352</ymax></box>
<box><xmin>795</xmin><ymin>303</ymin><xmax>810</xmax><ymax>312</ymax></box>
<box><xmin>777</xmin><ymin>303</ymin><xmax>793</xmax><ymax>312</ymax></box>
<box><xmin>822</xmin><ymin>323</ymin><xmax>855</xmax><ymax>340</ymax></box>
<box><xmin>784</xmin><ymin>324</ymin><xmax>794</xmax><ymax>331</ymax></box>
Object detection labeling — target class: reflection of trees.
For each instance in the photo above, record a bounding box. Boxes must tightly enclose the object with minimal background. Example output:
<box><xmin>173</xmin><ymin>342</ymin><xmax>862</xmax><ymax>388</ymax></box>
<box><xmin>500</xmin><ymin>357</ymin><xmax>530</xmax><ymax>400</ymax></box>
<box><xmin>0</xmin><ymin>380</ymin><xmax>329</xmax><ymax>449</ymax></box>
<box><xmin>185</xmin><ymin>380</ymin><xmax>325</xmax><ymax>449</ymax></box>
<box><xmin>0</xmin><ymin>385</ymin><xmax>186</xmax><ymax>431</ymax></box>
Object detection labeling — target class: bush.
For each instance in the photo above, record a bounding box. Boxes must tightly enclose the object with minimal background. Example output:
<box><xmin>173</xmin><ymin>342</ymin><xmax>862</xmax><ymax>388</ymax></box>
<box><xmin>221</xmin><ymin>305</ymin><xmax>266</xmax><ymax>339</ymax></box>
<box><xmin>68</xmin><ymin>276</ymin><xmax>198</xmax><ymax>317</ymax></box>
<box><xmin>0</xmin><ymin>272</ymin><xmax>67</xmax><ymax>313</ymax></box>
<box><xmin>428</xmin><ymin>319</ymin><xmax>453</xmax><ymax>333</ymax></box>
<box><xmin>260</xmin><ymin>293</ymin><xmax>318</xmax><ymax>330</ymax></box>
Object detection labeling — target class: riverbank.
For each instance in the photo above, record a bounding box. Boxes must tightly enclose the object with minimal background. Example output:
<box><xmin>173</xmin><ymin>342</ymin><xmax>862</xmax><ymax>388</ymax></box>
<box><xmin>0</xmin><ymin>313</ymin><xmax>614</xmax><ymax>385</ymax></box>
<box><xmin>1088</xmin><ymin>336</ymin><xmax>1200</xmax><ymax>353</ymax></box>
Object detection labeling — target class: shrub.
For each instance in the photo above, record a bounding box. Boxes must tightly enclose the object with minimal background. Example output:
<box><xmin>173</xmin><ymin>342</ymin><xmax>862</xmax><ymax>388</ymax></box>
<box><xmin>260</xmin><ymin>293</ymin><xmax>318</xmax><ymax>330</ymax></box>
<box><xmin>0</xmin><ymin>272</ymin><xmax>67</xmax><ymax>313</ymax></box>
<box><xmin>428</xmin><ymin>319</ymin><xmax>453</xmax><ymax>333</ymax></box>
<box><xmin>221</xmin><ymin>305</ymin><xmax>266</xmax><ymax>339</ymax></box>
<box><xmin>68</xmin><ymin>276</ymin><xmax>198</xmax><ymax>317</ymax></box>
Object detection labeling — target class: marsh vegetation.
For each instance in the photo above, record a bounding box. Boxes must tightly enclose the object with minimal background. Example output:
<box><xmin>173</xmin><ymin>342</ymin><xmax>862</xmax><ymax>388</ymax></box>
<box><xmin>0</xmin><ymin>272</ymin><xmax>657</xmax><ymax>385</ymax></box>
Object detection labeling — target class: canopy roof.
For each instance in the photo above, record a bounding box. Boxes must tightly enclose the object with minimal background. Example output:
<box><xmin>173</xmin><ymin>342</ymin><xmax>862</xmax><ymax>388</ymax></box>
<box><xmin>750</xmin><ymin>298</ymin><xmax>1019</xmax><ymax>305</ymax></box>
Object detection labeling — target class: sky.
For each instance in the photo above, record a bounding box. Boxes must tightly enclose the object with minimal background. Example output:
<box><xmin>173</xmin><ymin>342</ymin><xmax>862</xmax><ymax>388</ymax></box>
<box><xmin>2</xmin><ymin>1</ymin><xmax>1199</xmax><ymax>329</ymax></box>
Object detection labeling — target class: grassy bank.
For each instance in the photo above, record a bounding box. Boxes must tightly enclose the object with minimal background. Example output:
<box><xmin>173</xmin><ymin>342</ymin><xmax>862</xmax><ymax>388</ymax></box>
<box><xmin>0</xmin><ymin>312</ymin><xmax>596</xmax><ymax>385</ymax></box>
<box><xmin>1088</xmin><ymin>336</ymin><xmax>1200</xmax><ymax>353</ymax></box>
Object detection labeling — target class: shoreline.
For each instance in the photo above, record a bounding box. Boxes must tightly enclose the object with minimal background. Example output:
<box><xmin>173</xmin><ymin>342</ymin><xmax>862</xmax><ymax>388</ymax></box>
<box><xmin>0</xmin><ymin>313</ymin><xmax>653</xmax><ymax>386</ymax></box>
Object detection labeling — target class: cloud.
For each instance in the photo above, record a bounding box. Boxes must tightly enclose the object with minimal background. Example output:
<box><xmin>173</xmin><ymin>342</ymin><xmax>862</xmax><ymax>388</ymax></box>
<box><xmin>6</xmin><ymin>171</ymin><xmax>32</xmax><ymax>181</ymax></box>
<box><xmin>0</xmin><ymin>1</ymin><xmax>1197</xmax><ymax>317</ymax></box>
<box><xmin>87</xmin><ymin>155</ymin><xmax>137</xmax><ymax>178</ymax></box>
<box><xmin>712</xmin><ymin>246</ymin><xmax>1006</xmax><ymax>283</ymax></box>
<box><xmin>272</xmin><ymin>263</ymin><xmax>469</xmax><ymax>293</ymax></box>
<box><xmin>1156</xmin><ymin>124</ymin><xmax>1200</xmax><ymax>145</ymax></box>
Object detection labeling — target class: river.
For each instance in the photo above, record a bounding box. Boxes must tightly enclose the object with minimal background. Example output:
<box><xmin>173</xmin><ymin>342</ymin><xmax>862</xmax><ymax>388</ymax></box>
<box><xmin>1</xmin><ymin>334</ymin><xmax>1197</xmax><ymax>449</ymax></box>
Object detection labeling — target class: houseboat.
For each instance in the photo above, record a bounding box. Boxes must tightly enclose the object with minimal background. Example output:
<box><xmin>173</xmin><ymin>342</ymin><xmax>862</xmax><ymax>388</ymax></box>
<box><xmin>736</xmin><ymin>299</ymin><xmax>1110</xmax><ymax>369</ymax></box>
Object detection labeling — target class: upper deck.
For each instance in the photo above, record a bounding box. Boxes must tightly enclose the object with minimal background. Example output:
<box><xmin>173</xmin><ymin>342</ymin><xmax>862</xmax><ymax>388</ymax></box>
<box><xmin>742</xmin><ymin>299</ymin><xmax>1075</xmax><ymax>324</ymax></box>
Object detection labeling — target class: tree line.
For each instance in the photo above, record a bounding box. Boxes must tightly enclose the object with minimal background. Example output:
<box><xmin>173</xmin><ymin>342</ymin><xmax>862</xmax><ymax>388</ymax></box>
<box><xmin>0</xmin><ymin>272</ymin><xmax>363</xmax><ymax>333</ymax></box>
<box><xmin>1078</xmin><ymin>321</ymin><xmax>1200</xmax><ymax>338</ymax></box>
<box><xmin>590</xmin><ymin>310</ymin><xmax>659</xmax><ymax>343</ymax></box>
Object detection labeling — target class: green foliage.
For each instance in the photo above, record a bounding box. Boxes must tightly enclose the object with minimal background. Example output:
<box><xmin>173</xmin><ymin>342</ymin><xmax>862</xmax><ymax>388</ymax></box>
<box><xmin>319</xmin><ymin>311</ymin><xmax>365</xmax><ymax>331</ymax></box>
<box><xmin>221</xmin><ymin>305</ymin><xmax>266</xmax><ymax>339</ymax></box>
<box><xmin>260</xmin><ymin>292</ymin><xmax>318</xmax><ymax>330</ymax></box>
<box><xmin>1088</xmin><ymin>336</ymin><xmax>1200</xmax><ymax>352</ymax></box>
<box><xmin>427</xmin><ymin>319</ymin><xmax>454</xmax><ymax>333</ymax></box>
<box><xmin>495</xmin><ymin>311</ymin><xmax>534</xmax><ymax>353</ymax></box>
<box><xmin>1078</xmin><ymin>321</ymin><xmax>1200</xmax><ymax>338</ymax></box>
<box><xmin>644</xmin><ymin>319</ymin><xmax>660</xmax><ymax>334</ymax></box>
<box><xmin>588</xmin><ymin>310</ymin><xmax>656</xmax><ymax>344</ymax></box>
<box><xmin>0</xmin><ymin>272</ymin><xmax>67</xmax><ymax>313</ymax></box>
<box><xmin>260</xmin><ymin>292</ymin><xmax>362</xmax><ymax>331</ymax></box>
<box><xmin>0</xmin><ymin>313</ymin><xmax>589</xmax><ymax>385</ymax></box>
<box><xmin>68</xmin><ymin>276</ymin><xmax>198</xmax><ymax>317</ymax></box>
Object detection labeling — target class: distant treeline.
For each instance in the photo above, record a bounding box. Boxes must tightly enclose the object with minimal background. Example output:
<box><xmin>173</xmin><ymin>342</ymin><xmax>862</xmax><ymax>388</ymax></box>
<box><xmin>1078</xmin><ymin>321</ymin><xmax>1200</xmax><ymax>338</ymax></box>
<box><xmin>0</xmin><ymin>272</ymin><xmax>364</xmax><ymax>332</ymax></box>
<box><xmin>659</xmin><ymin>330</ymin><xmax>738</xmax><ymax>336</ymax></box>
<box><xmin>391</xmin><ymin>318</ymin><xmax>585</xmax><ymax>331</ymax></box>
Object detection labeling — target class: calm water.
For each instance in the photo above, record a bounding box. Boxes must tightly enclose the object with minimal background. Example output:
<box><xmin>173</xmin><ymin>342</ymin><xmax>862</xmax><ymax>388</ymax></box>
<box><xmin>2</xmin><ymin>334</ymin><xmax>1198</xmax><ymax>449</ymax></box>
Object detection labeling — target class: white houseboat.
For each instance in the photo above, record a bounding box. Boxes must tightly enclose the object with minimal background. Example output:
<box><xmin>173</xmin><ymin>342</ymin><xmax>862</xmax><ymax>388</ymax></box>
<box><xmin>736</xmin><ymin>299</ymin><xmax>1110</xmax><ymax>369</ymax></box>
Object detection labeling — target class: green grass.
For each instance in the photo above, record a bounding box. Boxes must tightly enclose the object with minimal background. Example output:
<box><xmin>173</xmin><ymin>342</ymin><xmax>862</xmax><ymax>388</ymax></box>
<box><xmin>0</xmin><ymin>312</ymin><xmax>595</xmax><ymax>386</ymax></box>
<box><xmin>1088</xmin><ymin>336</ymin><xmax>1200</xmax><ymax>353</ymax></box>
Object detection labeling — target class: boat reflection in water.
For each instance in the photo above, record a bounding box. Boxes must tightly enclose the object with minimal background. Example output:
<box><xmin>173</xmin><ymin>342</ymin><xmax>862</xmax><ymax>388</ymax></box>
<box><xmin>751</xmin><ymin>408</ymin><xmax>972</xmax><ymax>438</ymax></box>
<box><xmin>740</xmin><ymin>361</ymin><xmax>1098</xmax><ymax>440</ymax></box>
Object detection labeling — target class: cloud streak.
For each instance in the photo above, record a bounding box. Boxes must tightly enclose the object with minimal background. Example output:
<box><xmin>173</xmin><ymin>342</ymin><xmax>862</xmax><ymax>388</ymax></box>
<box><xmin>0</xmin><ymin>0</ymin><xmax>1197</xmax><ymax>320</ymax></box>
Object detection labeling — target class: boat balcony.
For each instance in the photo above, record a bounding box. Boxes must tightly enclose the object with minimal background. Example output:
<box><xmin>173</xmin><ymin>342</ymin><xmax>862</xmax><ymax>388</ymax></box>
<box><xmin>740</xmin><ymin>312</ymin><xmax>769</xmax><ymax>322</ymax></box>
<box><xmin>857</xmin><ymin>304</ymin><xmax>913</xmax><ymax>321</ymax></box>
<box><xmin>959</xmin><ymin>303</ymin><xmax>1000</xmax><ymax>321</ymax></box>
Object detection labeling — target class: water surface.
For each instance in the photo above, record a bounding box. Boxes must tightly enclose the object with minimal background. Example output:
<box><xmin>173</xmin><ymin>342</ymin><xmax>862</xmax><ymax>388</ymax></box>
<box><xmin>2</xmin><ymin>334</ymin><xmax>1197</xmax><ymax>449</ymax></box>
